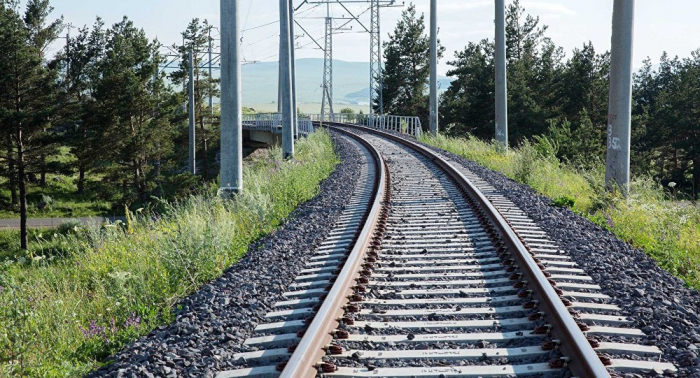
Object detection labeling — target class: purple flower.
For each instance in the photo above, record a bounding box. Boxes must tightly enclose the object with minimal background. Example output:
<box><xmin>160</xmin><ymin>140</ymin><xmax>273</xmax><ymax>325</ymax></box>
<box><xmin>124</xmin><ymin>312</ymin><xmax>141</xmax><ymax>328</ymax></box>
<box><xmin>606</xmin><ymin>214</ymin><xmax>614</xmax><ymax>228</ymax></box>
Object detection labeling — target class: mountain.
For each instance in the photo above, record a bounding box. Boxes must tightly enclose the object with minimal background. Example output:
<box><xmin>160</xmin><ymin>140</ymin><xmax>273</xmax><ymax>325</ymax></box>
<box><xmin>241</xmin><ymin>58</ymin><xmax>453</xmax><ymax>108</ymax></box>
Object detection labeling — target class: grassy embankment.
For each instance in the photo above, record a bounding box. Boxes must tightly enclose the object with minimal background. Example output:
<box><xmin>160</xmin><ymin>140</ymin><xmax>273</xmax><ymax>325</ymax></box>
<box><xmin>420</xmin><ymin>134</ymin><xmax>700</xmax><ymax>290</ymax></box>
<box><xmin>0</xmin><ymin>130</ymin><xmax>338</xmax><ymax>377</ymax></box>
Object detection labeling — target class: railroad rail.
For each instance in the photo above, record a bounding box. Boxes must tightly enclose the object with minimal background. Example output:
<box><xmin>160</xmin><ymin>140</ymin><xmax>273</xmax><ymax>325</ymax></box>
<box><xmin>218</xmin><ymin>123</ymin><xmax>677</xmax><ymax>378</ymax></box>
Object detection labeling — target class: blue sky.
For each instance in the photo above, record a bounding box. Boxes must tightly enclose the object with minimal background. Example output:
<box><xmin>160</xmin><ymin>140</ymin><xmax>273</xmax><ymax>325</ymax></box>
<box><xmin>42</xmin><ymin>0</ymin><xmax>700</xmax><ymax>75</ymax></box>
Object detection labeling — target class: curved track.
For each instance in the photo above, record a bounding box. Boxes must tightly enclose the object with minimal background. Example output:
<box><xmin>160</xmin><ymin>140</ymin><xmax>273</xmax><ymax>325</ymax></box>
<box><xmin>218</xmin><ymin>125</ymin><xmax>677</xmax><ymax>378</ymax></box>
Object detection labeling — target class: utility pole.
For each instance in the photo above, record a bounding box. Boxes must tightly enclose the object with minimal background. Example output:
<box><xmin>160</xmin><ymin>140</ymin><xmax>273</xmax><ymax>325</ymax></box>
<box><xmin>220</xmin><ymin>0</ymin><xmax>243</xmax><ymax>194</ymax></box>
<box><xmin>606</xmin><ymin>0</ymin><xmax>635</xmax><ymax>193</ymax></box>
<box><xmin>494</xmin><ymin>0</ymin><xmax>508</xmax><ymax>150</ymax></box>
<box><xmin>182</xmin><ymin>35</ymin><xmax>187</xmax><ymax>95</ymax></box>
<box><xmin>429</xmin><ymin>0</ymin><xmax>438</xmax><ymax>135</ymax></box>
<box><xmin>279</xmin><ymin>0</ymin><xmax>295</xmax><ymax>158</ymax></box>
<box><xmin>65</xmin><ymin>31</ymin><xmax>70</xmax><ymax>77</ymax></box>
<box><xmin>369</xmin><ymin>0</ymin><xmax>383</xmax><ymax>124</ymax></box>
<box><xmin>208</xmin><ymin>27</ymin><xmax>214</xmax><ymax>122</ymax></box>
<box><xmin>289</xmin><ymin>0</ymin><xmax>299</xmax><ymax>137</ymax></box>
<box><xmin>321</xmin><ymin>3</ymin><xmax>334</xmax><ymax>121</ymax></box>
<box><xmin>188</xmin><ymin>48</ymin><xmax>196</xmax><ymax>175</ymax></box>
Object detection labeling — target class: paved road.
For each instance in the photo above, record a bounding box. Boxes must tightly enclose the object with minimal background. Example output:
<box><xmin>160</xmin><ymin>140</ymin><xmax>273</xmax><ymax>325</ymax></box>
<box><xmin>0</xmin><ymin>216</ymin><xmax>126</xmax><ymax>229</ymax></box>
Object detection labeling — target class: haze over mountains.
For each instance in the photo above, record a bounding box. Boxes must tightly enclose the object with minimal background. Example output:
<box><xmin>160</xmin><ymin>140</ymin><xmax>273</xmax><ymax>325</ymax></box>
<box><xmin>241</xmin><ymin>58</ymin><xmax>453</xmax><ymax>111</ymax></box>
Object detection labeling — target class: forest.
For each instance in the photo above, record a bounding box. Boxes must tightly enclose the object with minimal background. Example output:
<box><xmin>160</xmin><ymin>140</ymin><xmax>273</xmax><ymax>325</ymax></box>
<box><xmin>0</xmin><ymin>0</ymin><xmax>219</xmax><ymax>248</ymax></box>
<box><xmin>377</xmin><ymin>1</ymin><xmax>699</xmax><ymax>200</ymax></box>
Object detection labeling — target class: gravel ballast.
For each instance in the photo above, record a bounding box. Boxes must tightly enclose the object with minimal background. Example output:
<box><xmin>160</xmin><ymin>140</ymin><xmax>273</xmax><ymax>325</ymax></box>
<box><xmin>88</xmin><ymin>132</ymin><xmax>366</xmax><ymax>378</ymax></box>
<box><xmin>415</xmin><ymin>139</ymin><xmax>700</xmax><ymax>377</ymax></box>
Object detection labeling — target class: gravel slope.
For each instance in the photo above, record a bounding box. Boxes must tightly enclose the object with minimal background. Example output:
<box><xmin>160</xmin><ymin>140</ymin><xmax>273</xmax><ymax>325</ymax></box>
<box><xmin>88</xmin><ymin>132</ymin><xmax>365</xmax><ymax>378</ymax></box>
<box><xmin>417</xmin><ymin>139</ymin><xmax>700</xmax><ymax>377</ymax></box>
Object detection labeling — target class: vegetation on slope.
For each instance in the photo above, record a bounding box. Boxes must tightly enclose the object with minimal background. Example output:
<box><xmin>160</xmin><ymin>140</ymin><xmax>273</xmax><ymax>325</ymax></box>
<box><xmin>0</xmin><ymin>131</ymin><xmax>338</xmax><ymax>377</ymax></box>
<box><xmin>421</xmin><ymin>134</ymin><xmax>700</xmax><ymax>291</ymax></box>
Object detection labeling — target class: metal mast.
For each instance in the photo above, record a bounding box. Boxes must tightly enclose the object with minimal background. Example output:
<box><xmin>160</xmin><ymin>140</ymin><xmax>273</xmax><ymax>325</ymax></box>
<box><xmin>188</xmin><ymin>48</ymin><xmax>196</xmax><ymax>174</ymax></box>
<box><xmin>369</xmin><ymin>0</ymin><xmax>383</xmax><ymax>121</ymax></box>
<box><xmin>289</xmin><ymin>0</ymin><xmax>299</xmax><ymax>137</ymax></box>
<box><xmin>494</xmin><ymin>0</ymin><xmax>508</xmax><ymax>150</ymax></box>
<box><xmin>429</xmin><ymin>0</ymin><xmax>438</xmax><ymax>135</ymax></box>
<box><xmin>208</xmin><ymin>27</ymin><xmax>214</xmax><ymax>121</ymax></box>
<box><xmin>279</xmin><ymin>0</ymin><xmax>295</xmax><ymax>158</ymax></box>
<box><xmin>220</xmin><ymin>0</ymin><xmax>243</xmax><ymax>194</ymax></box>
<box><xmin>321</xmin><ymin>3</ymin><xmax>334</xmax><ymax>121</ymax></box>
<box><xmin>606</xmin><ymin>0</ymin><xmax>635</xmax><ymax>193</ymax></box>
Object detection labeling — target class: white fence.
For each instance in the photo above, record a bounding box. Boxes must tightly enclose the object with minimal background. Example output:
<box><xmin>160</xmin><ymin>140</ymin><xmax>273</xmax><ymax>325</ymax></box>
<box><xmin>242</xmin><ymin>113</ymin><xmax>314</xmax><ymax>137</ymax></box>
<box><xmin>309</xmin><ymin>113</ymin><xmax>423</xmax><ymax>138</ymax></box>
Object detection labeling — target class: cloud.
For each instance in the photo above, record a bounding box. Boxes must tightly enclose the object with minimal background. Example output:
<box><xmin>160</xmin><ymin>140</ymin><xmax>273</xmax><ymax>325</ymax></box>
<box><xmin>440</xmin><ymin>1</ymin><xmax>493</xmax><ymax>12</ymax></box>
<box><xmin>522</xmin><ymin>2</ymin><xmax>576</xmax><ymax>16</ymax></box>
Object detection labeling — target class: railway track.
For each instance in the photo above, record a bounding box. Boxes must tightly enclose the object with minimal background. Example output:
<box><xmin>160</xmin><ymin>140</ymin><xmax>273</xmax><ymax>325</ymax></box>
<box><xmin>218</xmin><ymin>125</ymin><xmax>677</xmax><ymax>378</ymax></box>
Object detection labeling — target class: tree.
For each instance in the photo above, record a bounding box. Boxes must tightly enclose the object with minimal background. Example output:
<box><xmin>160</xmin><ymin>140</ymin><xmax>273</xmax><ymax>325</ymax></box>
<box><xmin>170</xmin><ymin>19</ymin><xmax>220</xmax><ymax>180</ymax></box>
<box><xmin>92</xmin><ymin>17</ymin><xmax>178</xmax><ymax>205</ymax></box>
<box><xmin>440</xmin><ymin>40</ymin><xmax>494</xmax><ymax>138</ymax></box>
<box><xmin>0</xmin><ymin>0</ymin><xmax>63</xmax><ymax>249</ymax></box>
<box><xmin>60</xmin><ymin>19</ymin><xmax>107</xmax><ymax>193</ymax></box>
<box><xmin>441</xmin><ymin>0</ymin><xmax>564</xmax><ymax>141</ymax></box>
<box><xmin>375</xmin><ymin>3</ymin><xmax>444</xmax><ymax>128</ymax></box>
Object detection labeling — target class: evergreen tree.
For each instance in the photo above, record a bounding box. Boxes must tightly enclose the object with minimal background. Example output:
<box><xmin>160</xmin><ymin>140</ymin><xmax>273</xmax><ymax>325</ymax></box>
<box><xmin>441</xmin><ymin>0</ymin><xmax>563</xmax><ymax>141</ymax></box>
<box><xmin>0</xmin><ymin>0</ymin><xmax>63</xmax><ymax>249</ymax></box>
<box><xmin>440</xmin><ymin>40</ymin><xmax>494</xmax><ymax>138</ymax></box>
<box><xmin>60</xmin><ymin>19</ymin><xmax>107</xmax><ymax>193</ymax></box>
<box><xmin>93</xmin><ymin>17</ymin><xmax>177</xmax><ymax>205</ymax></box>
<box><xmin>170</xmin><ymin>19</ymin><xmax>220</xmax><ymax>180</ymax></box>
<box><xmin>375</xmin><ymin>4</ymin><xmax>444</xmax><ymax>128</ymax></box>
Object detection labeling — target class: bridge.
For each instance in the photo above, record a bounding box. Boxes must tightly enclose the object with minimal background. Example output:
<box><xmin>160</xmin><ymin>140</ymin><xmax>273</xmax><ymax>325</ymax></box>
<box><xmin>241</xmin><ymin>113</ymin><xmax>424</xmax><ymax>144</ymax></box>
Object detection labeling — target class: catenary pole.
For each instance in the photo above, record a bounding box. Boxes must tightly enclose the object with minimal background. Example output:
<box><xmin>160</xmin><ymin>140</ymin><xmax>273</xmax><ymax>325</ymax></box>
<box><xmin>188</xmin><ymin>48</ymin><xmax>196</xmax><ymax>175</ymax></box>
<box><xmin>606</xmin><ymin>0</ymin><xmax>635</xmax><ymax>194</ymax></box>
<box><xmin>429</xmin><ymin>0</ymin><xmax>438</xmax><ymax>135</ymax></box>
<box><xmin>220</xmin><ymin>0</ymin><xmax>243</xmax><ymax>194</ymax></box>
<box><xmin>494</xmin><ymin>0</ymin><xmax>508</xmax><ymax>150</ymax></box>
<box><xmin>279</xmin><ymin>0</ymin><xmax>295</xmax><ymax>158</ymax></box>
<box><xmin>209</xmin><ymin>27</ymin><xmax>214</xmax><ymax>121</ymax></box>
<box><xmin>182</xmin><ymin>36</ymin><xmax>187</xmax><ymax>95</ymax></box>
<box><xmin>289</xmin><ymin>0</ymin><xmax>299</xmax><ymax>138</ymax></box>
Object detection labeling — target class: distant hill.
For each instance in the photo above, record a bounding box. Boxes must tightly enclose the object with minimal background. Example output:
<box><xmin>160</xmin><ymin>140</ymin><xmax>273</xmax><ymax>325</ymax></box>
<box><xmin>241</xmin><ymin>58</ymin><xmax>453</xmax><ymax>107</ymax></box>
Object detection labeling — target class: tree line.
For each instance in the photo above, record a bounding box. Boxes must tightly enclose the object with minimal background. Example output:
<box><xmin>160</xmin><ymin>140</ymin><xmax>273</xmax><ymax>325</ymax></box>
<box><xmin>376</xmin><ymin>1</ymin><xmax>699</xmax><ymax>199</ymax></box>
<box><xmin>0</xmin><ymin>0</ymin><xmax>219</xmax><ymax>248</ymax></box>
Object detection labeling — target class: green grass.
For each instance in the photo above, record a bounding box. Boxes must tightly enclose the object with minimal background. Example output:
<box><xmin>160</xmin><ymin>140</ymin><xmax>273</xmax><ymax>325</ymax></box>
<box><xmin>0</xmin><ymin>146</ymin><xmax>114</xmax><ymax>219</ymax></box>
<box><xmin>0</xmin><ymin>177</ymin><xmax>114</xmax><ymax>219</ymax></box>
<box><xmin>0</xmin><ymin>225</ymin><xmax>83</xmax><ymax>263</ymax></box>
<box><xmin>0</xmin><ymin>130</ymin><xmax>339</xmax><ymax>377</ymax></box>
<box><xmin>420</xmin><ymin>134</ymin><xmax>700</xmax><ymax>290</ymax></box>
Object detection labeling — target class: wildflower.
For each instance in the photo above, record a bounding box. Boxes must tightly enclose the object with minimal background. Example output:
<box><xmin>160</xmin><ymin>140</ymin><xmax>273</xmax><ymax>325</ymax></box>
<box><xmin>125</xmin><ymin>312</ymin><xmax>141</xmax><ymax>328</ymax></box>
<box><xmin>668</xmin><ymin>181</ymin><xmax>677</xmax><ymax>188</ymax></box>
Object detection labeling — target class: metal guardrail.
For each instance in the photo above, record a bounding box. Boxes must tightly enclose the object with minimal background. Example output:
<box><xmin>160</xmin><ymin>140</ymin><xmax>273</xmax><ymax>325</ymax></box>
<box><xmin>241</xmin><ymin>113</ymin><xmax>314</xmax><ymax>137</ymax></box>
<box><xmin>309</xmin><ymin>113</ymin><xmax>423</xmax><ymax>137</ymax></box>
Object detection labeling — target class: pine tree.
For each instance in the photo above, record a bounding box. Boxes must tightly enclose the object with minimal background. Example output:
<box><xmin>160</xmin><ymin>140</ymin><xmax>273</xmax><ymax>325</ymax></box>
<box><xmin>440</xmin><ymin>40</ymin><xmax>494</xmax><ymax>138</ymax></box>
<box><xmin>60</xmin><ymin>19</ymin><xmax>106</xmax><ymax>193</ymax></box>
<box><xmin>375</xmin><ymin>4</ymin><xmax>443</xmax><ymax>127</ymax></box>
<box><xmin>0</xmin><ymin>0</ymin><xmax>63</xmax><ymax>249</ymax></box>
<box><xmin>170</xmin><ymin>19</ymin><xmax>220</xmax><ymax>180</ymax></box>
<box><xmin>93</xmin><ymin>17</ymin><xmax>177</xmax><ymax>205</ymax></box>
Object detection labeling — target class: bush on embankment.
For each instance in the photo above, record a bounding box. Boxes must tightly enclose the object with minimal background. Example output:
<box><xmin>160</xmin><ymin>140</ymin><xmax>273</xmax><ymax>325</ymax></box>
<box><xmin>0</xmin><ymin>130</ymin><xmax>338</xmax><ymax>377</ymax></box>
<box><xmin>420</xmin><ymin>134</ymin><xmax>700</xmax><ymax>290</ymax></box>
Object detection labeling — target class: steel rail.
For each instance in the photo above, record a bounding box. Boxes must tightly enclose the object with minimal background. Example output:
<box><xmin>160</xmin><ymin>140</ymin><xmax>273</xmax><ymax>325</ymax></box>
<box><xmin>329</xmin><ymin>122</ymin><xmax>611</xmax><ymax>378</ymax></box>
<box><xmin>279</xmin><ymin>127</ymin><xmax>389</xmax><ymax>378</ymax></box>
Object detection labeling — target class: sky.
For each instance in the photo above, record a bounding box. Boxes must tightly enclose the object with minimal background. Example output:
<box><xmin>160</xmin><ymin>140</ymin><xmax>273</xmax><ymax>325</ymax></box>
<box><xmin>41</xmin><ymin>0</ymin><xmax>700</xmax><ymax>76</ymax></box>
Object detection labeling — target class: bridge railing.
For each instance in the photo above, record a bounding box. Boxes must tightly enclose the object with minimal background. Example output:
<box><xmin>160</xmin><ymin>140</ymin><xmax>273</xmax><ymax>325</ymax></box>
<box><xmin>242</xmin><ymin>113</ymin><xmax>314</xmax><ymax>137</ymax></box>
<box><xmin>309</xmin><ymin>113</ymin><xmax>423</xmax><ymax>138</ymax></box>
